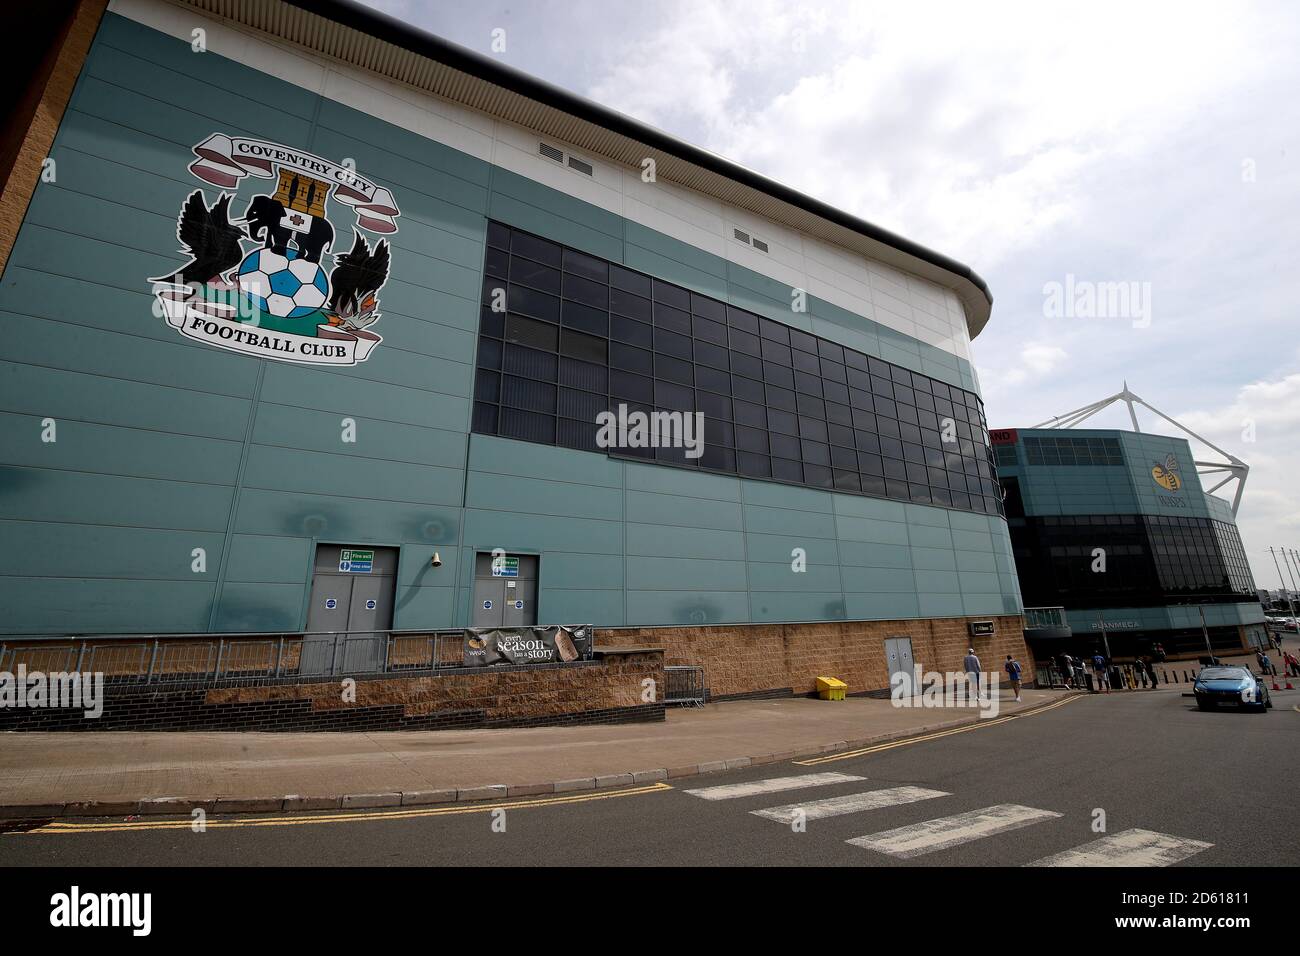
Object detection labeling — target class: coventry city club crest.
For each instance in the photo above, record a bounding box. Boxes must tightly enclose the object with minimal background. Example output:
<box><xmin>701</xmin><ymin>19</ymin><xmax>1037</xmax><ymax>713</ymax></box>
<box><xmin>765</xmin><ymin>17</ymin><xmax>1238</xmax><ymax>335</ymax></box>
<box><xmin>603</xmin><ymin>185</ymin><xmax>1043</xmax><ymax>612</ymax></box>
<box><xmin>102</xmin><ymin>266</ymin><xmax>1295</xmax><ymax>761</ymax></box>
<box><xmin>149</xmin><ymin>133</ymin><xmax>402</xmax><ymax>366</ymax></box>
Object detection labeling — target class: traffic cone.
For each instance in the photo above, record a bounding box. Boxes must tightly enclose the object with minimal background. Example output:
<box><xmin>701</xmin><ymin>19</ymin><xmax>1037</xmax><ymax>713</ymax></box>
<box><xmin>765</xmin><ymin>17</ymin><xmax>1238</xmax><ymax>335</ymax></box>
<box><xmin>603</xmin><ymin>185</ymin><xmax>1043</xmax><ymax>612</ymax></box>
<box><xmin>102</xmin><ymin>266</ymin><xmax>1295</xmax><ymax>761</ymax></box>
<box><xmin>1271</xmin><ymin>675</ymin><xmax>1281</xmax><ymax>691</ymax></box>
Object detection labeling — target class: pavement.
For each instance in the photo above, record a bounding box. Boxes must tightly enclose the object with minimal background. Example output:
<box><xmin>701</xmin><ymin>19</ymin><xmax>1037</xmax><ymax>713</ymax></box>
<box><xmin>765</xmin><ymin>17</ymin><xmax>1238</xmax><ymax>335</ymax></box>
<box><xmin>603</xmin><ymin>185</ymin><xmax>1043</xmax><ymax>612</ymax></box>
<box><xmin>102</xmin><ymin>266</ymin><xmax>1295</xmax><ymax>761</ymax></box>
<box><xmin>4</xmin><ymin>685</ymin><xmax>1295</xmax><ymax>866</ymax></box>
<box><xmin>0</xmin><ymin>687</ymin><xmax>1071</xmax><ymax>818</ymax></box>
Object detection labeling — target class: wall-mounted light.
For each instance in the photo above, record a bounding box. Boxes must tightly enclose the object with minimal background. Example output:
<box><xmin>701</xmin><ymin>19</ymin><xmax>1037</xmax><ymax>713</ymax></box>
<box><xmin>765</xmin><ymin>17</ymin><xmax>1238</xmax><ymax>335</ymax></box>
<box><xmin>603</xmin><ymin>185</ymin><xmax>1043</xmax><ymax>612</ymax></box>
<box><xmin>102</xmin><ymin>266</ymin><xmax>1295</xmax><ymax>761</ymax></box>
<box><xmin>431</xmin><ymin>552</ymin><xmax>442</xmax><ymax>568</ymax></box>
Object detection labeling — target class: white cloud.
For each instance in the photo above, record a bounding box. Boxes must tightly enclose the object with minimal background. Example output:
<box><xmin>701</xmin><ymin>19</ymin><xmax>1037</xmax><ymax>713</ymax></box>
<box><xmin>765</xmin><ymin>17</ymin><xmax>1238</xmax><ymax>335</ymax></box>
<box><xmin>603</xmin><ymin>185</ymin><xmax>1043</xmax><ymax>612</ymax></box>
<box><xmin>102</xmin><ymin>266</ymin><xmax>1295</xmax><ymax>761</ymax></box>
<box><xmin>982</xmin><ymin>343</ymin><xmax>1067</xmax><ymax>390</ymax></box>
<box><xmin>581</xmin><ymin>0</ymin><xmax>1282</xmax><ymax>266</ymax></box>
<box><xmin>1174</xmin><ymin>376</ymin><xmax>1300</xmax><ymax>564</ymax></box>
<box><xmin>1178</xmin><ymin>374</ymin><xmax>1300</xmax><ymax>438</ymax></box>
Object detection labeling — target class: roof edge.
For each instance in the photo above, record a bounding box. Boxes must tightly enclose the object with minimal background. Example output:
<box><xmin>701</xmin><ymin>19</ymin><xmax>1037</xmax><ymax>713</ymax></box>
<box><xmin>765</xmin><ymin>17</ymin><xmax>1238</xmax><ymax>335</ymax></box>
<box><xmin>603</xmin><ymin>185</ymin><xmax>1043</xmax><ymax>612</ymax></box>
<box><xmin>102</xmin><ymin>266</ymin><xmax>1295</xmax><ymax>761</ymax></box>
<box><xmin>275</xmin><ymin>0</ymin><xmax>994</xmax><ymax>335</ymax></box>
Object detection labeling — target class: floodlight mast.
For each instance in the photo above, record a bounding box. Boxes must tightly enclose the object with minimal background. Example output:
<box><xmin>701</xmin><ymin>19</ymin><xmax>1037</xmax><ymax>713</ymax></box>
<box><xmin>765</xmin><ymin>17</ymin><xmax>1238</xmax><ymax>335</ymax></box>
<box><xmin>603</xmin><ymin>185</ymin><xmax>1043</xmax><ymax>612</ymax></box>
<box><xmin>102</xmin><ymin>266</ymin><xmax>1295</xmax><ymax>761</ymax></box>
<box><xmin>1029</xmin><ymin>383</ymin><xmax>1248</xmax><ymax>516</ymax></box>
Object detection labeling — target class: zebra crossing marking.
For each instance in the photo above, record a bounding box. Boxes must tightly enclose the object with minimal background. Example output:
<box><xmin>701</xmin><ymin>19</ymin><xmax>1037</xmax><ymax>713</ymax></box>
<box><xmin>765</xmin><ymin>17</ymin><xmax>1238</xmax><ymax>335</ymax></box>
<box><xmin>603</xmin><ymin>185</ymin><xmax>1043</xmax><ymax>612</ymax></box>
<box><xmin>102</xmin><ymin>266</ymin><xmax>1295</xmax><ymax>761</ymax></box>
<box><xmin>847</xmin><ymin>803</ymin><xmax>1062</xmax><ymax>858</ymax></box>
<box><xmin>683</xmin><ymin>772</ymin><xmax>865</xmax><ymax>801</ymax></box>
<box><xmin>750</xmin><ymin>785</ymin><xmax>950</xmax><ymax>824</ymax></box>
<box><xmin>1027</xmin><ymin>828</ymin><xmax>1213</xmax><ymax>867</ymax></box>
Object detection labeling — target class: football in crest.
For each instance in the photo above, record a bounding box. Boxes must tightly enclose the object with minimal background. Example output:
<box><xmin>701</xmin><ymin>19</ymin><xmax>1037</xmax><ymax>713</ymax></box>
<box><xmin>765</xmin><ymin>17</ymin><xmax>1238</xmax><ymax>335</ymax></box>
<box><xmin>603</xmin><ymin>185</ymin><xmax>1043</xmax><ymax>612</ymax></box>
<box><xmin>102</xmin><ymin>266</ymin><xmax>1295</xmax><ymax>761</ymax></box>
<box><xmin>236</xmin><ymin>248</ymin><xmax>330</xmax><ymax>318</ymax></box>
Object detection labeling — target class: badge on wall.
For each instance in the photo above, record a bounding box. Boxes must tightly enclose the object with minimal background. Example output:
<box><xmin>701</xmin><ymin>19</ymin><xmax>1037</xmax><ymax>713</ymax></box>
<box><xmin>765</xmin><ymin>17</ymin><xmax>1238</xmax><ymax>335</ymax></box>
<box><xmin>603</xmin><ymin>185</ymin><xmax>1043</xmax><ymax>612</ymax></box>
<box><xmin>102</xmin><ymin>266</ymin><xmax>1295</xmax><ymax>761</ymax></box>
<box><xmin>149</xmin><ymin>133</ymin><xmax>402</xmax><ymax>367</ymax></box>
<box><xmin>1151</xmin><ymin>453</ymin><xmax>1182</xmax><ymax>491</ymax></box>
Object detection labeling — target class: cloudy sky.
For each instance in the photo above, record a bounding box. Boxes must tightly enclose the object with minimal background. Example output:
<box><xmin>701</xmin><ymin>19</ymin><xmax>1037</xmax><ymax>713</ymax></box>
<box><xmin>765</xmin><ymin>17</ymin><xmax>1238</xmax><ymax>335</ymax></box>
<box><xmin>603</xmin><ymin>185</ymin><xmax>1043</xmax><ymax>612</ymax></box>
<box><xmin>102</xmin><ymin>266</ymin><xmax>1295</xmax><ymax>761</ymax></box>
<box><xmin>368</xmin><ymin>0</ymin><xmax>1300</xmax><ymax>587</ymax></box>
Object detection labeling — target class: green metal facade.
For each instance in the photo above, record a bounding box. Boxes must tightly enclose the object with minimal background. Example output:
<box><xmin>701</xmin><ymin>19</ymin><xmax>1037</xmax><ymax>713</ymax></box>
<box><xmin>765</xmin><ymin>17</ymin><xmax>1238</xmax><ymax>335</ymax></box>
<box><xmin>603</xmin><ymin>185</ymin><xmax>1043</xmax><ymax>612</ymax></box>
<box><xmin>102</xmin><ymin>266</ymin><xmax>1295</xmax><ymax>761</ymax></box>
<box><xmin>0</xmin><ymin>13</ymin><xmax>1020</xmax><ymax>635</ymax></box>
<box><xmin>998</xmin><ymin>429</ymin><xmax>1220</xmax><ymax>519</ymax></box>
<box><xmin>996</xmin><ymin>428</ymin><xmax>1263</xmax><ymax>636</ymax></box>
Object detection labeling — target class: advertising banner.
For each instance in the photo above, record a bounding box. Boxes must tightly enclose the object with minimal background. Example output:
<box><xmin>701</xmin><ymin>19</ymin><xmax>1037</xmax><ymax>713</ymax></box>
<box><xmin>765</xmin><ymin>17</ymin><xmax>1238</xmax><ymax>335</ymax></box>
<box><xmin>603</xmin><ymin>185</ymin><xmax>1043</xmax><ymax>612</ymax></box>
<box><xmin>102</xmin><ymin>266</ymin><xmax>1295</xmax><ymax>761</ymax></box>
<box><xmin>463</xmin><ymin>625</ymin><xmax>593</xmax><ymax>667</ymax></box>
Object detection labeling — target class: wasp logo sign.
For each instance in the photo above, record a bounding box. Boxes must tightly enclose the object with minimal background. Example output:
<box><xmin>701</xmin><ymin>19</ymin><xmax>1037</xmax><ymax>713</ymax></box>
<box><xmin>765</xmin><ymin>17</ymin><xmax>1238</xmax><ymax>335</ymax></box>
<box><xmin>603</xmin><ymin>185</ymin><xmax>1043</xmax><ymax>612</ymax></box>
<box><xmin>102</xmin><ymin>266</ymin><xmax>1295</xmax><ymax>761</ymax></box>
<box><xmin>149</xmin><ymin>134</ymin><xmax>401</xmax><ymax>366</ymax></box>
<box><xmin>1151</xmin><ymin>453</ymin><xmax>1182</xmax><ymax>491</ymax></box>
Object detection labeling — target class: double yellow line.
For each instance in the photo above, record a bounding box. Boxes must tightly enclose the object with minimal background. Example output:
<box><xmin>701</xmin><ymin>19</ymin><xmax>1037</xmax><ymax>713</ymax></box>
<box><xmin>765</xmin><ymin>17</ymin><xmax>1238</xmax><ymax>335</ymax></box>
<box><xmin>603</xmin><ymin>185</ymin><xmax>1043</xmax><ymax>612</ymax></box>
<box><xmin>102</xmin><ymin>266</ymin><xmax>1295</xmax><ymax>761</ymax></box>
<box><xmin>13</xmin><ymin>783</ymin><xmax>674</xmax><ymax>836</ymax></box>
<box><xmin>795</xmin><ymin>694</ymin><xmax>1082</xmax><ymax>766</ymax></box>
<box><xmin>14</xmin><ymin>695</ymin><xmax>1085</xmax><ymax>836</ymax></box>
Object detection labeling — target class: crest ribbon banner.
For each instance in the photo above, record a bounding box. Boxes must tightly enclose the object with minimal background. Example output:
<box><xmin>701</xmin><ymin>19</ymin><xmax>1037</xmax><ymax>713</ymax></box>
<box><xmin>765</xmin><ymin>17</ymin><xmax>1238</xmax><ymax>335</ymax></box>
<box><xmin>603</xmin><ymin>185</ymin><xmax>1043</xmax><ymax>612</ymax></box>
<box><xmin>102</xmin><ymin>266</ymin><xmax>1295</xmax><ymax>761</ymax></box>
<box><xmin>188</xmin><ymin>133</ymin><xmax>400</xmax><ymax>234</ymax></box>
<box><xmin>155</xmin><ymin>286</ymin><xmax>381</xmax><ymax>366</ymax></box>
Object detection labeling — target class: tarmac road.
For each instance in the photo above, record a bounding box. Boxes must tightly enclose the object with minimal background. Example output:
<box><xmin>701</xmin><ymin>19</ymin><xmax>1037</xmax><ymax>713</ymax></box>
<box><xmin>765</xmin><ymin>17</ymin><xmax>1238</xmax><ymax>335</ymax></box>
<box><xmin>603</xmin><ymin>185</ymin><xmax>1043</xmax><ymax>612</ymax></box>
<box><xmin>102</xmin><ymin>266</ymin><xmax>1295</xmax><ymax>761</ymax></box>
<box><xmin>3</xmin><ymin>686</ymin><xmax>1296</xmax><ymax>867</ymax></box>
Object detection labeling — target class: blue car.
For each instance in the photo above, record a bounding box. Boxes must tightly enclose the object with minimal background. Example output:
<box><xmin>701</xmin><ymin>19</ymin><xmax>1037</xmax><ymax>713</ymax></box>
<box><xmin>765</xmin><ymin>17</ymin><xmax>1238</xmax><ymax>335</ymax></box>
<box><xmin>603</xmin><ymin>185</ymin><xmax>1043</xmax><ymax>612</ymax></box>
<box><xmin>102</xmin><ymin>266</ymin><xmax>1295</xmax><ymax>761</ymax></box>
<box><xmin>1193</xmin><ymin>666</ymin><xmax>1272</xmax><ymax>712</ymax></box>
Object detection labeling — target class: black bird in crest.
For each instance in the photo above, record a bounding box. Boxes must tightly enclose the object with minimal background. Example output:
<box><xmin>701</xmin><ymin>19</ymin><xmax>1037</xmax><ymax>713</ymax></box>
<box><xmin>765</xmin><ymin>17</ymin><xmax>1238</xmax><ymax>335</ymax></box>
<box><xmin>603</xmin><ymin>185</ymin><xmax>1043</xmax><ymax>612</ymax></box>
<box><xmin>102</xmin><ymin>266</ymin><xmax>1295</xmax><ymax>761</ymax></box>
<box><xmin>150</xmin><ymin>190</ymin><xmax>245</xmax><ymax>290</ymax></box>
<box><xmin>326</xmin><ymin>230</ymin><xmax>390</xmax><ymax>329</ymax></box>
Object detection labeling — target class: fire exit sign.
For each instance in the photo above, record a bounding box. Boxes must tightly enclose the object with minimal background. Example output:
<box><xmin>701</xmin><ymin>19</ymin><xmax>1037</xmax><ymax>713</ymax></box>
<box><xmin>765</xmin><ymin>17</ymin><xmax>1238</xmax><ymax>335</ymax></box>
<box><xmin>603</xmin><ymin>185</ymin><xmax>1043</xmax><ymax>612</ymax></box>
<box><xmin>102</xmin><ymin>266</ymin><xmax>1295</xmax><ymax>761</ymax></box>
<box><xmin>492</xmin><ymin>556</ymin><xmax>519</xmax><ymax>577</ymax></box>
<box><xmin>339</xmin><ymin>549</ymin><xmax>374</xmax><ymax>573</ymax></box>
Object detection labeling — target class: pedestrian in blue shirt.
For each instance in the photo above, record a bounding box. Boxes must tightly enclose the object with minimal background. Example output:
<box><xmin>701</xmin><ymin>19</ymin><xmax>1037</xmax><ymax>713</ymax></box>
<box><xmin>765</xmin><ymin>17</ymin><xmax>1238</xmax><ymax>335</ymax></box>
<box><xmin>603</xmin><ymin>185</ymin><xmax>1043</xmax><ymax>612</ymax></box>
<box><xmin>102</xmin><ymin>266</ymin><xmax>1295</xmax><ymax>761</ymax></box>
<box><xmin>1004</xmin><ymin>654</ymin><xmax>1022</xmax><ymax>702</ymax></box>
<box><xmin>1092</xmin><ymin>652</ymin><xmax>1111</xmax><ymax>693</ymax></box>
<box><xmin>1257</xmin><ymin>651</ymin><xmax>1275</xmax><ymax>676</ymax></box>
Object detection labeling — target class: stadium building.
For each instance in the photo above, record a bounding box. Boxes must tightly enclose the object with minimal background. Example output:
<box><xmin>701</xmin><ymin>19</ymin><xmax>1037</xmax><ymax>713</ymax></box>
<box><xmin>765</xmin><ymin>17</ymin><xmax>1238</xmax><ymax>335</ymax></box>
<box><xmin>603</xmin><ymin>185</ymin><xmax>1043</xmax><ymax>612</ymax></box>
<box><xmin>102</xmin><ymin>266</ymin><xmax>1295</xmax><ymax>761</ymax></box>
<box><xmin>993</xmin><ymin>402</ymin><xmax>1266</xmax><ymax>661</ymax></box>
<box><xmin>0</xmin><ymin>0</ymin><xmax>1028</xmax><ymax>704</ymax></box>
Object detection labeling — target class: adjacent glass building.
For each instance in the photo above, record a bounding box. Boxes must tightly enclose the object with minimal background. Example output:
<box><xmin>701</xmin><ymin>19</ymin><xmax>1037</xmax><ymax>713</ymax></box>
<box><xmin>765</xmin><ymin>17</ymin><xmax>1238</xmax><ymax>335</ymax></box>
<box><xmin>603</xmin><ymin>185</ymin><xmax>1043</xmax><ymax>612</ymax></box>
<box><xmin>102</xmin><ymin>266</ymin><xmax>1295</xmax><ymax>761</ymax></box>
<box><xmin>994</xmin><ymin>428</ymin><xmax>1266</xmax><ymax>658</ymax></box>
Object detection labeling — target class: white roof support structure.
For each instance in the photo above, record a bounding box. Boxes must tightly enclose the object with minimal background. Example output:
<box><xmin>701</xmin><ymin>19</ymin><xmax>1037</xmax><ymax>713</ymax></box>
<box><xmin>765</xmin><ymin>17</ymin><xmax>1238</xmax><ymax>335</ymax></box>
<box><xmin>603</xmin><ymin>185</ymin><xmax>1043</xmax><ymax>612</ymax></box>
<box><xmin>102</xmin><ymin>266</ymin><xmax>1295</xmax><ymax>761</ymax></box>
<box><xmin>1031</xmin><ymin>383</ymin><xmax>1249</xmax><ymax>517</ymax></box>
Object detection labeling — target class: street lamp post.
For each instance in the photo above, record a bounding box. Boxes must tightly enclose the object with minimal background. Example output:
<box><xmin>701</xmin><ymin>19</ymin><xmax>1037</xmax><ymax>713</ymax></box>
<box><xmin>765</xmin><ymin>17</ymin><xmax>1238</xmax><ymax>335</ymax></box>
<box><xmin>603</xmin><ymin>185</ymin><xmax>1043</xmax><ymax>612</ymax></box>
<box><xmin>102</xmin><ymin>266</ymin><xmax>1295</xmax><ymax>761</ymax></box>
<box><xmin>1095</xmin><ymin>610</ymin><xmax>1113</xmax><ymax>690</ymax></box>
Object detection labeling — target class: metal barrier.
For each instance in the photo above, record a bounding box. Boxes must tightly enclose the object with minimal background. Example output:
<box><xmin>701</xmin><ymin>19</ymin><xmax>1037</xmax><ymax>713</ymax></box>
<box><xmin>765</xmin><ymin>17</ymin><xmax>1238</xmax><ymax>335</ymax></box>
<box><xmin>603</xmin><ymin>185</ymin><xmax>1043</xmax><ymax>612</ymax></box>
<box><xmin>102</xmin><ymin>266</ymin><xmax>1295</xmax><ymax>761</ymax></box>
<box><xmin>664</xmin><ymin>665</ymin><xmax>705</xmax><ymax>707</ymax></box>
<box><xmin>1034</xmin><ymin>665</ymin><xmax>1097</xmax><ymax>697</ymax></box>
<box><xmin>0</xmin><ymin>629</ymin><xmax>468</xmax><ymax>688</ymax></box>
<box><xmin>1034</xmin><ymin>664</ymin><xmax>1085</xmax><ymax>690</ymax></box>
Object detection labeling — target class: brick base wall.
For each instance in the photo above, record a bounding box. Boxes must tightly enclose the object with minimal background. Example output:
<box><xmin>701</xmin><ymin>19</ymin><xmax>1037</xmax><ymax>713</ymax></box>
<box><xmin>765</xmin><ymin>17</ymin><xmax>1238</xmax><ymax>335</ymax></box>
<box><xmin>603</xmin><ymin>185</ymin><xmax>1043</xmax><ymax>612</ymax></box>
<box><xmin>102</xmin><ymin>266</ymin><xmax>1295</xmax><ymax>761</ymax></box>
<box><xmin>0</xmin><ymin>649</ymin><xmax>664</xmax><ymax>732</ymax></box>
<box><xmin>596</xmin><ymin>615</ymin><xmax>1028</xmax><ymax>700</ymax></box>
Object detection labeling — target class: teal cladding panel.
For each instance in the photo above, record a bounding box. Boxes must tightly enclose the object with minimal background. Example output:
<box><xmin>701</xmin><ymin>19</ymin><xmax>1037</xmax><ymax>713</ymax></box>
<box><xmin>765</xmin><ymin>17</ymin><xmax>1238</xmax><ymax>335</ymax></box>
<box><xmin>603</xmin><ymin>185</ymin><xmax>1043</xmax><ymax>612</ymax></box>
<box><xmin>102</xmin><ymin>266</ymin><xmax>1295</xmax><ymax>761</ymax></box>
<box><xmin>0</xmin><ymin>12</ymin><xmax>1010</xmax><ymax>634</ymax></box>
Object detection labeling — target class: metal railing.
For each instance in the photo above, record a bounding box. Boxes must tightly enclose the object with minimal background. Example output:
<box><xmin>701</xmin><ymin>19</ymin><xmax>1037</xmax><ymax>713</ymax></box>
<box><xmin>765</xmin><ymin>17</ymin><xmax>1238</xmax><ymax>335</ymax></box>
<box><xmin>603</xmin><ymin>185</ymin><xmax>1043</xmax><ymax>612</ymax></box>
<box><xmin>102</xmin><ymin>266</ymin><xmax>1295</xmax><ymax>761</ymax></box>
<box><xmin>664</xmin><ymin>665</ymin><xmax>705</xmax><ymax>707</ymax></box>
<box><xmin>1034</xmin><ymin>664</ymin><xmax>1089</xmax><ymax>690</ymax></box>
<box><xmin>0</xmin><ymin>629</ymin><xmax>467</xmax><ymax>688</ymax></box>
<box><xmin>1023</xmin><ymin>606</ymin><xmax>1068</xmax><ymax>629</ymax></box>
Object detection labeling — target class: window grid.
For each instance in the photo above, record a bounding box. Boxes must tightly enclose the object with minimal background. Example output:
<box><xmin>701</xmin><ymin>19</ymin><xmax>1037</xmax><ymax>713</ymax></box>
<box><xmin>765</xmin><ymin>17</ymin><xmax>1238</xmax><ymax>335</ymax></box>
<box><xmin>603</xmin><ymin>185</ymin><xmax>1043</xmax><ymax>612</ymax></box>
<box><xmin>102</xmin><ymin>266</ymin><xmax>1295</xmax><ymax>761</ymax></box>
<box><xmin>1009</xmin><ymin>512</ymin><xmax>1258</xmax><ymax>609</ymax></box>
<box><xmin>474</xmin><ymin>221</ymin><xmax>1001</xmax><ymax>516</ymax></box>
<box><xmin>1022</xmin><ymin>436</ymin><xmax>1123</xmax><ymax>466</ymax></box>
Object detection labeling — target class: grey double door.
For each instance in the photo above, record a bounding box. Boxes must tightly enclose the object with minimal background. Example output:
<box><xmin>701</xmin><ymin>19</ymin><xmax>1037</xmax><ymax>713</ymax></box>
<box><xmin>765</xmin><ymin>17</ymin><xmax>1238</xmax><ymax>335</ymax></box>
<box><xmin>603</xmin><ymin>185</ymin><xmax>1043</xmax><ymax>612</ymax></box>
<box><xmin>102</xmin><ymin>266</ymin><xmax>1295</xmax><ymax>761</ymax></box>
<box><xmin>884</xmin><ymin>636</ymin><xmax>918</xmax><ymax>695</ymax></box>
<box><xmin>471</xmin><ymin>552</ymin><xmax>538</xmax><ymax>628</ymax></box>
<box><xmin>302</xmin><ymin>545</ymin><xmax>397</xmax><ymax>675</ymax></box>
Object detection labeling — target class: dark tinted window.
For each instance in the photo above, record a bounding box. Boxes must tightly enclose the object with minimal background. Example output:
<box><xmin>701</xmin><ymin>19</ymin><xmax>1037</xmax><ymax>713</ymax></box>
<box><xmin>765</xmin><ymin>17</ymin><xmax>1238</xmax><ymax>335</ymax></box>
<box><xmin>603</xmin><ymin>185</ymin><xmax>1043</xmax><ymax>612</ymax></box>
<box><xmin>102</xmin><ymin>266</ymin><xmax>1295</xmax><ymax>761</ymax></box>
<box><xmin>471</xmin><ymin>222</ymin><xmax>994</xmax><ymax>515</ymax></box>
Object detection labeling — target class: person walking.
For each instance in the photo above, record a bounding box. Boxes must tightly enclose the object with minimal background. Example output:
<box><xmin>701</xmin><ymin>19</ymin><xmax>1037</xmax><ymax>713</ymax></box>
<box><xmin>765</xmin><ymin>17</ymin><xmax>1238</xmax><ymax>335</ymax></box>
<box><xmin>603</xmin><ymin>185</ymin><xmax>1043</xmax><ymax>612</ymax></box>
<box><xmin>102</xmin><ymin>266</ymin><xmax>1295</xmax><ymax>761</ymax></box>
<box><xmin>1284</xmin><ymin>649</ymin><xmax>1300</xmax><ymax>678</ymax></box>
<box><xmin>963</xmin><ymin>647</ymin><xmax>982</xmax><ymax>701</ymax></box>
<box><xmin>1153</xmin><ymin>642</ymin><xmax>1167</xmax><ymax>664</ymax></box>
<box><xmin>1257</xmin><ymin>650</ymin><xmax>1275</xmax><ymax>676</ymax></box>
<box><xmin>1004</xmin><ymin>654</ymin><xmax>1023</xmax><ymax>702</ymax></box>
<box><xmin>1144</xmin><ymin>656</ymin><xmax>1160</xmax><ymax>690</ymax></box>
<box><xmin>1062</xmin><ymin>653</ymin><xmax>1076</xmax><ymax>689</ymax></box>
<box><xmin>1092</xmin><ymin>651</ymin><xmax>1110</xmax><ymax>693</ymax></box>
